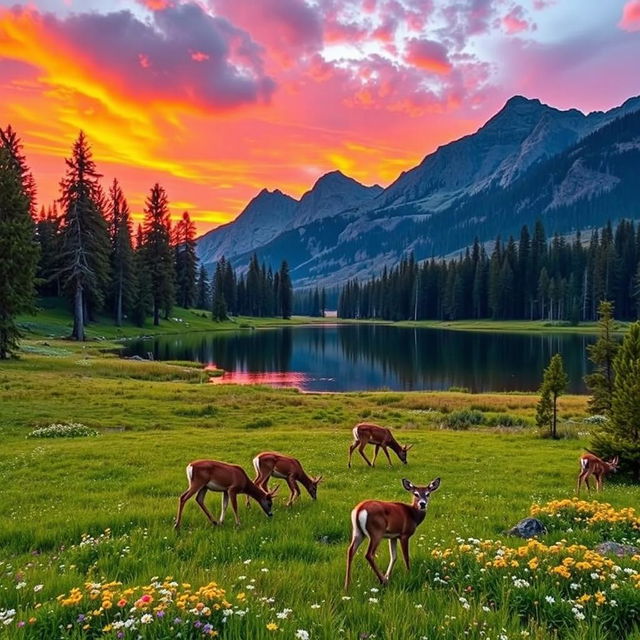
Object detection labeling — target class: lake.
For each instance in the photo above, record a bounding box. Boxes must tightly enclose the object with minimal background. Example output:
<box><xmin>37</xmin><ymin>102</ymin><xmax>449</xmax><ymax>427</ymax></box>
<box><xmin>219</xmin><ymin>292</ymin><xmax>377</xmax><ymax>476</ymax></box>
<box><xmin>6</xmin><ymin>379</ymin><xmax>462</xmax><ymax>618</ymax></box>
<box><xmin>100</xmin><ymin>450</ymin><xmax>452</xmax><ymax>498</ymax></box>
<box><xmin>123</xmin><ymin>324</ymin><xmax>597</xmax><ymax>393</ymax></box>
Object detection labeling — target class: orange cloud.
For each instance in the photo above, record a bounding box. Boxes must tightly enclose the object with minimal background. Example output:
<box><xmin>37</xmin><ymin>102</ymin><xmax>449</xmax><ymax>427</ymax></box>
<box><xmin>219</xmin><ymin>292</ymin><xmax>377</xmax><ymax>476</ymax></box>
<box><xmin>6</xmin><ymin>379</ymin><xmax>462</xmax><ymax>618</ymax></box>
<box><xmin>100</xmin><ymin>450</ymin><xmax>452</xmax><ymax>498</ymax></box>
<box><xmin>619</xmin><ymin>0</ymin><xmax>640</xmax><ymax>31</ymax></box>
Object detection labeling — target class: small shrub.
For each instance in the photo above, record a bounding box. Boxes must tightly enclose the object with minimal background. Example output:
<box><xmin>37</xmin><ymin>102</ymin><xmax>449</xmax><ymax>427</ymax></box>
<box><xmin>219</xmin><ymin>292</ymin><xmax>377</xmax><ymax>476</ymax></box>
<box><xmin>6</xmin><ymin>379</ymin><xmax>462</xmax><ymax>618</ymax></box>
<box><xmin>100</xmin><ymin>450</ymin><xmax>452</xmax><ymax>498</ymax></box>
<box><xmin>441</xmin><ymin>409</ymin><xmax>485</xmax><ymax>430</ymax></box>
<box><xmin>243</xmin><ymin>417</ymin><xmax>274</xmax><ymax>430</ymax></box>
<box><xmin>485</xmin><ymin>413</ymin><xmax>528</xmax><ymax>428</ymax></box>
<box><xmin>584</xmin><ymin>414</ymin><xmax>608</xmax><ymax>425</ymax></box>
<box><xmin>27</xmin><ymin>423</ymin><xmax>99</xmax><ymax>439</ymax></box>
<box><xmin>448</xmin><ymin>386</ymin><xmax>471</xmax><ymax>393</ymax></box>
<box><xmin>174</xmin><ymin>404</ymin><xmax>218</xmax><ymax>418</ymax></box>
<box><xmin>375</xmin><ymin>395</ymin><xmax>402</xmax><ymax>405</ymax></box>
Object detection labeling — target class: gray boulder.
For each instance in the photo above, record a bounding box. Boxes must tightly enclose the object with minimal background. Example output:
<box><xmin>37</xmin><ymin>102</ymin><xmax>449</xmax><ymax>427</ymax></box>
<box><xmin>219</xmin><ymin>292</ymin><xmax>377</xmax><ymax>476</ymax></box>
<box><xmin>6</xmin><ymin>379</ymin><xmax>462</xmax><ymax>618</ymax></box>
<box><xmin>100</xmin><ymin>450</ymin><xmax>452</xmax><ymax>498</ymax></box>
<box><xmin>507</xmin><ymin>517</ymin><xmax>547</xmax><ymax>538</ymax></box>
<box><xmin>596</xmin><ymin>541</ymin><xmax>640</xmax><ymax>557</ymax></box>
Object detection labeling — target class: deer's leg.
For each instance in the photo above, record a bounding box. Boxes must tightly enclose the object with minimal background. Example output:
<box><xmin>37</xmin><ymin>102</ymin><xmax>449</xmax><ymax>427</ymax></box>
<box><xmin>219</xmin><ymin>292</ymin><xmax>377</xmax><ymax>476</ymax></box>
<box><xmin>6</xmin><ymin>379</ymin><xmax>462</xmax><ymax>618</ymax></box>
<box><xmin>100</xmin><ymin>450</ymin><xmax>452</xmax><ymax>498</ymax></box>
<box><xmin>344</xmin><ymin>525</ymin><xmax>365</xmax><ymax>589</ymax></box>
<box><xmin>382</xmin><ymin>446</ymin><xmax>393</xmax><ymax>467</ymax></box>
<box><xmin>285</xmin><ymin>476</ymin><xmax>299</xmax><ymax>506</ymax></box>
<box><xmin>596</xmin><ymin>474</ymin><xmax>602</xmax><ymax>492</ymax></box>
<box><xmin>385</xmin><ymin>538</ymin><xmax>398</xmax><ymax>580</ymax></box>
<box><xmin>348</xmin><ymin>441</ymin><xmax>358</xmax><ymax>468</ymax></box>
<box><xmin>357</xmin><ymin>442</ymin><xmax>373</xmax><ymax>467</ymax></box>
<box><xmin>174</xmin><ymin>485</ymin><xmax>198</xmax><ymax>530</ymax></box>
<box><xmin>400</xmin><ymin>536</ymin><xmax>410</xmax><ymax>570</ymax></box>
<box><xmin>364</xmin><ymin>532</ymin><xmax>386</xmax><ymax>585</ymax></box>
<box><xmin>371</xmin><ymin>445</ymin><xmax>380</xmax><ymax>466</ymax></box>
<box><xmin>585</xmin><ymin>473</ymin><xmax>593</xmax><ymax>492</ymax></box>
<box><xmin>219</xmin><ymin>491</ymin><xmax>230</xmax><ymax>524</ymax></box>
<box><xmin>576</xmin><ymin>472</ymin><xmax>583</xmax><ymax>494</ymax></box>
<box><xmin>228</xmin><ymin>489</ymin><xmax>240</xmax><ymax>525</ymax></box>
<box><xmin>195</xmin><ymin>487</ymin><xmax>217</xmax><ymax>526</ymax></box>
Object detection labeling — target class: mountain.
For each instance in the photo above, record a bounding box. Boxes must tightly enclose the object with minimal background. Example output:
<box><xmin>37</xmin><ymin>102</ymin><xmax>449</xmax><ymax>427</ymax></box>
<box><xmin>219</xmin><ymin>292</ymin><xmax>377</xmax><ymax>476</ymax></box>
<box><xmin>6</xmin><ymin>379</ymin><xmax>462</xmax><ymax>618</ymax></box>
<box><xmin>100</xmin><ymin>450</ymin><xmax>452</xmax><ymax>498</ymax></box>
<box><xmin>197</xmin><ymin>95</ymin><xmax>640</xmax><ymax>287</ymax></box>
<box><xmin>196</xmin><ymin>171</ymin><xmax>381</xmax><ymax>267</ymax></box>
<box><xmin>286</xmin><ymin>170</ymin><xmax>383</xmax><ymax>230</ymax></box>
<box><xmin>196</xmin><ymin>188</ymin><xmax>298</xmax><ymax>268</ymax></box>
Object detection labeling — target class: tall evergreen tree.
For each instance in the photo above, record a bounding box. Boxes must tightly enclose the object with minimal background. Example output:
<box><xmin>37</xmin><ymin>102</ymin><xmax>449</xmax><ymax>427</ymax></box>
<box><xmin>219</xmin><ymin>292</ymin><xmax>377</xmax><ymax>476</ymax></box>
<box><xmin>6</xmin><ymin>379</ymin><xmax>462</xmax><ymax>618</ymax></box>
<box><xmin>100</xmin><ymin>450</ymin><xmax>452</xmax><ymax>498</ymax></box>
<box><xmin>58</xmin><ymin>132</ymin><xmax>110</xmax><ymax>340</ymax></box>
<box><xmin>278</xmin><ymin>260</ymin><xmax>293</xmax><ymax>319</ymax></box>
<box><xmin>584</xmin><ymin>301</ymin><xmax>619</xmax><ymax>415</ymax></box>
<box><xmin>107</xmin><ymin>179</ymin><xmax>135</xmax><ymax>326</ymax></box>
<box><xmin>141</xmin><ymin>184</ymin><xmax>175</xmax><ymax>325</ymax></box>
<box><xmin>196</xmin><ymin>264</ymin><xmax>210</xmax><ymax>310</ymax></box>
<box><xmin>175</xmin><ymin>211</ymin><xmax>198</xmax><ymax>308</ymax></box>
<box><xmin>592</xmin><ymin>322</ymin><xmax>640</xmax><ymax>480</ymax></box>
<box><xmin>0</xmin><ymin>125</ymin><xmax>36</xmax><ymax>217</ymax></box>
<box><xmin>0</xmin><ymin>138</ymin><xmax>39</xmax><ymax>358</ymax></box>
<box><xmin>536</xmin><ymin>353</ymin><xmax>568</xmax><ymax>439</ymax></box>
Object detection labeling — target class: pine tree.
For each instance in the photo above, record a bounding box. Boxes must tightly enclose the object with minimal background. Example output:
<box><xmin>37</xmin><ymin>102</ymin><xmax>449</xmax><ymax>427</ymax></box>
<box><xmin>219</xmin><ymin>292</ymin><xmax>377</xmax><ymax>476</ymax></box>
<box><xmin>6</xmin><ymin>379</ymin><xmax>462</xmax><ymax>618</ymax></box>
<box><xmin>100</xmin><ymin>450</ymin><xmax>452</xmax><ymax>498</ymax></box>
<box><xmin>58</xmin><ymin>132</ymin><xmax>110</xmax><ymax>340</ymax></box>
<box><xmin>175</xmin><ymin>211</ymin><xmax>198</xmax><ymax>308</ymax></box>
<box><xmin>591</xmin><ymin>322</ymin><xmax>640</xmax><ymax>480</ymax></box>
<box><xmin>196</xmin><ymin>264</ymin><xmax>210</xmax><ymax>310</ymax></box>
<box><xmin>278</xmin><ymin>260</ymin><xmax>293</xmax><ymax>319</ymax></box>
<box><xmin>0</xmin><ymin>125</ymin><xmax>36</xmax><ymax>217</ymax></box>
<box><xmin>141</xmin><ymin>184</ymin><xmax>175</xmax><ymax>325</ymax></box>
<box><xmin>35</xmin><ymin>205</ymin><xmax>63</xmax><ymax>296</ymax></box>
<box><xmin>107</xmin><ymin>179</ymin><xmax>134</xmax><ymax>326</ymax></box>
<box><xmin>536</xmin><ymin>353</ymin><xmax>569</xmax><ymax>439</ymax></box>
<box><xmin>584</xmin><ymin>301</ymin><xmax>619</xmax><ymax>415</ymax></box>
<box><xmin>0</xmin><ymin>139</ymin><xmax>39</xmax><ymax>358</ymax></box>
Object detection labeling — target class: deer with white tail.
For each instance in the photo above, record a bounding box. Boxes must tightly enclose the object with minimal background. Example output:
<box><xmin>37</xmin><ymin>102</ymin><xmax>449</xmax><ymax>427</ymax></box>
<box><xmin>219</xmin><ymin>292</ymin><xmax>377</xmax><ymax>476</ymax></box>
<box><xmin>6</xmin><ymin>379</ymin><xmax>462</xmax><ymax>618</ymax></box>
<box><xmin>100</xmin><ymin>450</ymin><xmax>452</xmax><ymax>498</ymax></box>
<box><xmin>250</xmin><ymin>452</ymin><xmax>322</xmax><ymax>507</ymax></box>
<box><xmin>576</xmin><ymin>451</ymin><xmax>619</xmax><ymax>493</ymax></box>
<box><xmin>345</xmin><ymin>477</ymin><xmax>440</xmax><ymax>589</ymax></box>
<box><xmin>174</xmin><ymin>459</ymin><xmax>279</xmax><ymax>529</ymax></box>
<box><xmin>348</xmin><ymin>422</ymin><xmax>413</xmax><ymax>468</ymax></box>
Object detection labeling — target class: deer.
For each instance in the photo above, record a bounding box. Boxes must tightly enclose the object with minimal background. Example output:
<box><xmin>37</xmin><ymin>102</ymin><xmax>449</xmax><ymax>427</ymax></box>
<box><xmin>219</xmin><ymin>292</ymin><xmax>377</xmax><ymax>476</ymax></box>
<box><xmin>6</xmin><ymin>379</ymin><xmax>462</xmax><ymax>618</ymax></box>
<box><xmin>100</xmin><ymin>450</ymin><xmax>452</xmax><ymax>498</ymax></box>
<box><xmin>249</xmin><ymin>452</ymin><xmax>323</xmax><ymax>507</ymax></box>
<box><xmin>345</xmin><ymin>477</ymin><xmax>440</xmax><ymax>589</ymax></box>
<box><xmin>347</xmin><ymin>422</ymin><xmax>413</xmax><ymax>468</ymax></box>
<box><xmin>174</xmin><ymin>459</ymin><xmax>279</xmax><ymax>529</ymax></box>
<box><xmin>576</xmin><ymin>451</ymin><xmax>619</xmax><ymax>493</ymax></box>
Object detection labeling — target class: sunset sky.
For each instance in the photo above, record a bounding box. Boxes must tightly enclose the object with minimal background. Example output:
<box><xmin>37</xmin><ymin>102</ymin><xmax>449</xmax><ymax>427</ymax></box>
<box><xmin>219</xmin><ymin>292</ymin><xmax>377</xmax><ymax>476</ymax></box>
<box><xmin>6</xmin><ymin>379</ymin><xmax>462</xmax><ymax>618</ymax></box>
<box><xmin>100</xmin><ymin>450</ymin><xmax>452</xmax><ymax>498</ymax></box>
<box><xmin>1</xmin><ymin>0</ymin><xmax>638</xmax><ymax>234</ymax></box>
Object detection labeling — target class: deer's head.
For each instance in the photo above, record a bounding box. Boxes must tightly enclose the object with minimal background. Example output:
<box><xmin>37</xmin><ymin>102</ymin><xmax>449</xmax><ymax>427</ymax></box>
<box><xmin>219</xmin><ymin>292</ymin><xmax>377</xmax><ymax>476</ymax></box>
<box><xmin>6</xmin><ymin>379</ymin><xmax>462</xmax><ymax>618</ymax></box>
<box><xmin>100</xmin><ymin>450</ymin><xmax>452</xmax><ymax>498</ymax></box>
<box><xmin>607</xmin><ymin>456</ymin><xmax>620</xmax><ymax>473</ymax></box>
<box><xmin>398</xmin><ymin>444</ymin><xmax>413</xmax><ymax>465</ymax></box>
<box><xmin>258</xmin><ymin>485</ymin><xmax>279</xmax><ymax>517</ymax></box>
<box><xmin>308</xmin><ymin>475</ymin><xmax>323</xmax><ymax>500</ymax></box>
<box><xmin>402</xmin><ymin>477</ymin><xmax>440</xmax><ymax>510</ymax></box>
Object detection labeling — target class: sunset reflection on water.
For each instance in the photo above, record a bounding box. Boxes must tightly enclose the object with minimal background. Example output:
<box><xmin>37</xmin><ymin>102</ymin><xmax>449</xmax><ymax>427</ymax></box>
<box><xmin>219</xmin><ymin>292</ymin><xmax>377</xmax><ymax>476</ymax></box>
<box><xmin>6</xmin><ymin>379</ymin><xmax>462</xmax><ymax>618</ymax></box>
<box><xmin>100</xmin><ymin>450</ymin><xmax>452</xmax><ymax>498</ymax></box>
<box><xmin>208</xmin><ymin>368</ymin><xmax>314</xmax><ymax>389</ymax></box>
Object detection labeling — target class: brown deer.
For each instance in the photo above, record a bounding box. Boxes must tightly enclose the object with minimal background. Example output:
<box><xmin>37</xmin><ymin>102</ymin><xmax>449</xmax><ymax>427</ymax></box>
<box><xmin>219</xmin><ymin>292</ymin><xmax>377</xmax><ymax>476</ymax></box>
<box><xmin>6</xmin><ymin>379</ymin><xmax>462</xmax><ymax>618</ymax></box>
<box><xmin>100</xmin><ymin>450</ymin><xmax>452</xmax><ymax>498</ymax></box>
<box><xmin>345</xmin><ymin>477</ymin><xmax>440</xmax><ymax>588</ymax></box>
<box><xmin>250</xmin><ymin>452</ymin><xmax>323</xmax><ymax>507</ymax></box>
<box><xmin>174</xmin><ymin>459</ymin><xmax>279</xmax><ymax>529</ymax></box>
<box><xmin>348</xmin><ymin>423</ymin><xmax>413</xmax><ymax>468</ymax></box>
<box><xmin>577</xmin><ymin>452</ymin><xmax>619</xmax><ymax>493</ymax></box>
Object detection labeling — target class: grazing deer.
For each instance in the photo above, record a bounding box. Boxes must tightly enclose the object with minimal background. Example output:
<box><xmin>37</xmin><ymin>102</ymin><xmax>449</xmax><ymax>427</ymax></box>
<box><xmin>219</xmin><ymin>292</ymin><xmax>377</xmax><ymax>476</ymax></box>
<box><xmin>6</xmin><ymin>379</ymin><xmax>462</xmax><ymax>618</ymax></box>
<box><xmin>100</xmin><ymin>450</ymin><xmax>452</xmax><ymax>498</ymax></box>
<box><xmin>577</xmin><ymin>452</ymin><xmax>619</xmax><ymax>493</ymax></box>
<box><xmin>348</xmin><ymin>422</ymin><xmax>413</xmax><ymax>468</ymax></box>
<box><xmin>174</xmin><ymin>459</ymin><xmax>279</xmax><ymax>529</ymax></box>
<box><xmin>345</xmin><ymin>477</ymin><xmax>440</xmax><ymax>588</ymax></box>
<box><xmin>250</xmin><ymin>452</ymin><xmax>323</xmax><ymax>507</ymax></box>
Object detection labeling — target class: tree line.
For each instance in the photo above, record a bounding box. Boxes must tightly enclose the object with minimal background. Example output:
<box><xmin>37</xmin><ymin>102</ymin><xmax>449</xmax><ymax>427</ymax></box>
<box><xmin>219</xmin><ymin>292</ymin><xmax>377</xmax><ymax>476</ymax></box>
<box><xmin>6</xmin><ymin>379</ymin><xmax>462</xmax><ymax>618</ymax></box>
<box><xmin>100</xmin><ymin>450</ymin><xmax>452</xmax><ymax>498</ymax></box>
<box><xmin>338</xmin><ymin>220</ymin><xmax>640</xmax><ymax>323</ymax></box>
<box><xmin>0</xmin><ymin>127</ymin><xmax>295</xmax><ymax>357</ymax></box>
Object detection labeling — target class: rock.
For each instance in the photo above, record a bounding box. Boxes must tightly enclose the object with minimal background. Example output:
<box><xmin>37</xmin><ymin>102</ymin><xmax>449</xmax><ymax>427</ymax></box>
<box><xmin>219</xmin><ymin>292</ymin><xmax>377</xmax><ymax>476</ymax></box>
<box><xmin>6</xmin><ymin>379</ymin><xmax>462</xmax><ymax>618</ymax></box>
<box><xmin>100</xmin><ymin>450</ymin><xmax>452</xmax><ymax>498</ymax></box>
<box><xmin>596</xmin><ymin>541</ymin><xmax>640</xmax><ymax>557</ymax></box>
<box><xmin>506</xmin><ymin>517</ymin><xmax>547</xmax><ymax>538</ymax></box>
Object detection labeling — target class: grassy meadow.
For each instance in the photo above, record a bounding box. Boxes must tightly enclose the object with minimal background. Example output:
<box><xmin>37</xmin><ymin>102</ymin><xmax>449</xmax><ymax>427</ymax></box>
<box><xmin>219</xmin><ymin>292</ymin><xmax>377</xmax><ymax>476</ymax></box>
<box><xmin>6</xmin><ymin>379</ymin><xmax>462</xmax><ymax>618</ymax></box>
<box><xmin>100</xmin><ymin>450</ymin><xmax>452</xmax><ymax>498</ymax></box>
<box><xmin>1</xmin><ymin>327</ymin><xmax>640</xmax><ymax>639</ymax></box>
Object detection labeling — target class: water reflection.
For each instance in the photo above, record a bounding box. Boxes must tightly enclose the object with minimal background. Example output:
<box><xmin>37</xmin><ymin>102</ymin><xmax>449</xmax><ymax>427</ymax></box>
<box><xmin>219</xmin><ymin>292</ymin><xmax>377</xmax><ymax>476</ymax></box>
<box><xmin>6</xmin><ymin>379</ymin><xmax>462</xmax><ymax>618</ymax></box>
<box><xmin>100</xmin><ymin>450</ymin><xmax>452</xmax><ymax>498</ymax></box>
<box><xmin>124</xmin><ymin>325</ymin><xmax>596</xmax><ymax>393</ymax></box>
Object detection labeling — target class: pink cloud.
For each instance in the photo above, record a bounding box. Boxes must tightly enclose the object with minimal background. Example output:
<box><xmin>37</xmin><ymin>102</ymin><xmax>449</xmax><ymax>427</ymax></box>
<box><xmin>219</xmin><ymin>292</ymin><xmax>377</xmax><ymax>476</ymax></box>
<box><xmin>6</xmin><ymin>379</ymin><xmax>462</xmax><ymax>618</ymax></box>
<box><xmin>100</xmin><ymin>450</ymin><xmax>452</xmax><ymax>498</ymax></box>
<box><xmin>619</xmin><ymin>0</ymin><xmax>640</xmax><ymax>31</ymax></box>
<box><xmin>501</xmin><ymin>7</ymin><xmax>531</xmax><ymax>34</ymax></box>
<box><xmin>405</xmin><ymin>38</ymin><xmax>452</xmax><ymax>74</ymax></box>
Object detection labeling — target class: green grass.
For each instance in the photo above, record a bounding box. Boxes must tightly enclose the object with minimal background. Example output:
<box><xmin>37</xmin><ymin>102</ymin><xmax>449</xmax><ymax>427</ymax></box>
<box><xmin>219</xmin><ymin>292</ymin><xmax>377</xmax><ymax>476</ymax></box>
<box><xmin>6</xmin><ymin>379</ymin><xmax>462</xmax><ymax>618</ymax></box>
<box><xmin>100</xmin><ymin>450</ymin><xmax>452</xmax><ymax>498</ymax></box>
<box><xmin>16</xmin><ymin>297</ymin><xmax>329</xmax><ymax>342</ymax></box>
<box><xmin>0</xmin><ymin>349</ymin><xmax>638</xmax><ymax>639</ymax></box>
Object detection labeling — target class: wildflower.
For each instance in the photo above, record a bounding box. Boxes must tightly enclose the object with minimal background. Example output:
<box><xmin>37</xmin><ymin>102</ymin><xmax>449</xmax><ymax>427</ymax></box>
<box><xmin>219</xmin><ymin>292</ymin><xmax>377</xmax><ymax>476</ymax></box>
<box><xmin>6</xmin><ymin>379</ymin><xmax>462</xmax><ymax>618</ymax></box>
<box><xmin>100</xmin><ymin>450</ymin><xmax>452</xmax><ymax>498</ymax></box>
<box><xmin>368</xmin><ymin>598</ymin><xmax>379</xmax><ymax>603</ymax></box>
<box><xmin>295</xmin><ymin>631</ymin><xmax>310</xmax><ymax>640</ymax></box>
<box><xmin>33</xmin><ymin>585</ymin><xmax>43</xmax><ymax>593</ymax></box>
<box><xmin>15</xmin><ymin>582</ymin><xmax>26</xmax><ymax>590</ymax></box>
<box><xmin>311</xmin><ymin>603</ymin><xmax>321</xmax><ymax>609</ymax></box>
<box><xmin>544</xmin><ymin>596</ymin><xmax>555</xmax><ymax>604</ymax></box>
<box><xmin>141</xmin><ymin>613</ymin><xmax>153</xmax><ymax>624</ymax></box>
<box><xmin>267</xmin><ymin>622</ymin><xmax>279</xmax><ymax>631</ymax></box>
<box><xmin>117</xmin><ymin>599</ymin><xmax>127</xmax><ymax>607</ymax></box>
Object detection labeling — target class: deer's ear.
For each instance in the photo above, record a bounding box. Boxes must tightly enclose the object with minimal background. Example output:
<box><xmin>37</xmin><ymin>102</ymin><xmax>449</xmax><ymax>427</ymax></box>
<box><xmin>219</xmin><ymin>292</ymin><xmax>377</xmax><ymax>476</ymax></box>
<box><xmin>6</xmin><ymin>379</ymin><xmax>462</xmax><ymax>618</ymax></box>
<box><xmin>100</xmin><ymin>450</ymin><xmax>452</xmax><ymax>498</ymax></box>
<box><xmin>428</xmin><ymin>477</ymin><xmax>441</xmax><ymax>492</ymax></box>
<box><xmin>402</xmin><ymin>478</ymin><xmax>414</xmax><ymax>492</ymax></box>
